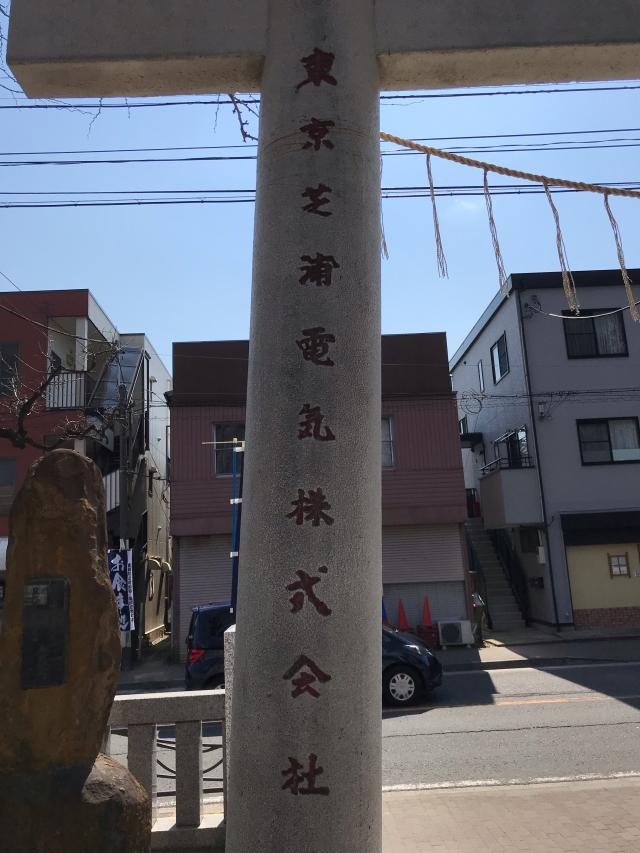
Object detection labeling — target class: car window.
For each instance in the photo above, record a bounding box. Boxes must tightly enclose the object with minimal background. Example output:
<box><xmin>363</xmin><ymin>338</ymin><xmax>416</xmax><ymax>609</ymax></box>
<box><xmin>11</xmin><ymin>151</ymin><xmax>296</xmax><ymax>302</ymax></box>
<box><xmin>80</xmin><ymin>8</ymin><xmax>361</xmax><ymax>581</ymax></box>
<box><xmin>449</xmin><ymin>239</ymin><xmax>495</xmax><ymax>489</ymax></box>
<box><xmin>193</xmin><ymin>609</ymin><xmax>233</xmax><ymax>648</ymax></box>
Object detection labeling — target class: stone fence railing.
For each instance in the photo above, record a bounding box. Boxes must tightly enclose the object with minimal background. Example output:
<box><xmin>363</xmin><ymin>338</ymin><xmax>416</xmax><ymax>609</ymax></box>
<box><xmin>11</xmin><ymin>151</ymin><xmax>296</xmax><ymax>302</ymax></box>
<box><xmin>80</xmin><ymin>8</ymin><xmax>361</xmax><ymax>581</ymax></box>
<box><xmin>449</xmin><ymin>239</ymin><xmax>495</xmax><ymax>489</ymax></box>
<box><xmin>106</xmin><ymin>690</ymin><xmax>226</xmax><ymax>852</ymax></box>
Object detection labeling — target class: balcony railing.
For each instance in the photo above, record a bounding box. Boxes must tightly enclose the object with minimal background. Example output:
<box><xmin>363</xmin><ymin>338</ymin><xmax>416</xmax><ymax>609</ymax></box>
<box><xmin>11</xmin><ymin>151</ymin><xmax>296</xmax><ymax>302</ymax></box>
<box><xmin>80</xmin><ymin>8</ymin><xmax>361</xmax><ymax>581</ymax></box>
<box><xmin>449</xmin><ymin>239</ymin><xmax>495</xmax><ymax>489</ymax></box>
<box><xmin>481</xmin><ymin>454</ymin><xmax>534</xmax><ymax>476</ymax></box>
<box><xmin>45</xmin><ymin>370</ymin><xmax>87</xmax><ymax>410</ymax></box>
<box><xmin>103</xmin><ymin>469</ymin><xmax>120</xmax><ymax>513</ymax></box>
<box><xmin>106</xmin><ymin>690</ymin><xmax>225</xmax><ymax>851</ymax></box>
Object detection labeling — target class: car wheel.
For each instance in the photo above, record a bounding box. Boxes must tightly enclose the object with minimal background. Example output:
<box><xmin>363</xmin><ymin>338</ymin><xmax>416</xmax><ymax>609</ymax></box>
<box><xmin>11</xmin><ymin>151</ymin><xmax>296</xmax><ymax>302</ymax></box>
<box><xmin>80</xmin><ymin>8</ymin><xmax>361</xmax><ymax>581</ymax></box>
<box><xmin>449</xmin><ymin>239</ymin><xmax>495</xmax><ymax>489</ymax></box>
<box><xmin>383</xmin><ymin>665</ymin><xmax>421</xmax><ymax>706</ymax></box>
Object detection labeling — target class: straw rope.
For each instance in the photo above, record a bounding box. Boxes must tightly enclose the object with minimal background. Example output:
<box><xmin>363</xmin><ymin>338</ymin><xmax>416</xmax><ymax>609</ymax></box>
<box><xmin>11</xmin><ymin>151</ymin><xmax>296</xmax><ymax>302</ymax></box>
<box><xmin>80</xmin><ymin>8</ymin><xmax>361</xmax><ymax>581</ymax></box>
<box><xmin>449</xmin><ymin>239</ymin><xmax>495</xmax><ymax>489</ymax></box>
<box><xmin>380</xmin><ymin>131</ymin><xmax>640</xmax><ymax>200</ymax></box>
<box><xmin>381</xmin><ymin>130</ymin><xmax>640</xmax><ymax>318</ymax></box>
<box><xmin>426</xmin><ymin>154</ymin><xmax>448</xmax><ymax>278</ymax></box>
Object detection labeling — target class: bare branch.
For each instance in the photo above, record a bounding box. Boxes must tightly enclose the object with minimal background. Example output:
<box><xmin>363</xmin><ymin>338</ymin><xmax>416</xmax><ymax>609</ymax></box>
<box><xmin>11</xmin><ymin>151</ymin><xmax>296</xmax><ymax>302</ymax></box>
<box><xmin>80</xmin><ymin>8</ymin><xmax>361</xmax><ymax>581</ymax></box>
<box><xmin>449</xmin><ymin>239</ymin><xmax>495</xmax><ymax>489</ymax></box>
<box><xmin>227</xmin><ymin>92</ymin><xmax>258</xmax><ymax>143</ymax></box>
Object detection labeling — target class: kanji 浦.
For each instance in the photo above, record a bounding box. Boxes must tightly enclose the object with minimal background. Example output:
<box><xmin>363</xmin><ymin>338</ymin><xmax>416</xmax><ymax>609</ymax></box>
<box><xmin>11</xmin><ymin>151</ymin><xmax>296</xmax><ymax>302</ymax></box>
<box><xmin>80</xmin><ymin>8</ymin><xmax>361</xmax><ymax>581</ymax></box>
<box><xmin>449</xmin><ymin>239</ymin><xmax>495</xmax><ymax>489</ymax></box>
<box><xmin>299</xmin><ymin>253</ymin><xmax>339</xmax><ymax>288</ymax></box>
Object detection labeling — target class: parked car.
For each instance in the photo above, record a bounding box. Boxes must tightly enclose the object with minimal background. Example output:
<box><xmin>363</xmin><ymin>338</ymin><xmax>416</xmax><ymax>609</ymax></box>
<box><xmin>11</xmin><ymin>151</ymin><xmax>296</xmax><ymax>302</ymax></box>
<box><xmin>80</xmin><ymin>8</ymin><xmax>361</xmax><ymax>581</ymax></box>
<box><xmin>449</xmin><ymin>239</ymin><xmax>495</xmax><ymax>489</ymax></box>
<box><xmin>185</xmin><ymin>603</ymin><xmax>443</xmax><ymax>706</ymax></box>
<box><xmin>185</xmin><ymin>602</ymin><xmax>234</xmax><ymax>690</ymax></box>
<box><xmin>382</xmin><ymin>625</ymin><xmax>442</xmax><ymax>706</ymax></box>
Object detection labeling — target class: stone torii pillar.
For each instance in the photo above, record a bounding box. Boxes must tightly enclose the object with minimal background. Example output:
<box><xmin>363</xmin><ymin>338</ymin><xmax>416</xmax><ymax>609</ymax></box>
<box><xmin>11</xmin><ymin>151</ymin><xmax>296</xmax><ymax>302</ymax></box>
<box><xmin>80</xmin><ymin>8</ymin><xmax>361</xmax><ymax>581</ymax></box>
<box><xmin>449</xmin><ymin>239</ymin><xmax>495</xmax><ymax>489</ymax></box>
<box><xmin>8</xmin><ymin>3</ymin><xmax>640</xmax><ymax>851</ymax></box>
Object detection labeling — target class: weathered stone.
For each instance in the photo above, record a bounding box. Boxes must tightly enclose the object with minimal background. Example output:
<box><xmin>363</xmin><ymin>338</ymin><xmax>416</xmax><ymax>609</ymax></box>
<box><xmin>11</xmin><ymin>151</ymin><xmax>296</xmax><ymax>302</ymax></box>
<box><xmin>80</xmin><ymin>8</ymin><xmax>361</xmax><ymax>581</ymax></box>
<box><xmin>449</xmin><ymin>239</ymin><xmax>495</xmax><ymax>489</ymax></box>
<box><xmin>0</xmin><ymin>753</ymin><xmax>151</xmax><ymax>853</ymax></box>
<box><xmin>0</xmin><ymin>450</ymin><xmax>121</xmax><ymax>775</ymax></box>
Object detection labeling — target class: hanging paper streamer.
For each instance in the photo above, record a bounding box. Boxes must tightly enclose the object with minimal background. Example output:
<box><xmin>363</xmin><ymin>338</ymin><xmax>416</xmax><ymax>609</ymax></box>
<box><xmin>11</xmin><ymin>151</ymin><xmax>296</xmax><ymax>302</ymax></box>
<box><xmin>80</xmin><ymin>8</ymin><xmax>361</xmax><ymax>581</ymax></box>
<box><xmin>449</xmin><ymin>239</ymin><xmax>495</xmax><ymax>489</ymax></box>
<box><xmin>379</xmin><ymin>156</ymin><xmax>390</xmax><ymax>260</ymax></box>
<box><xmin>543</xmin><ymin>182</ymin><xmax>579</xmax><ymax>314</ymax></box>
<box><xmin>483</xmin><ymin>169</ymin><xmax>509</xmax><ymax>295</ymax></box>
<box><xmin>603</xmin><ymin>192</ymin><xmax>639</xmax><ymax>322</ymax></box>
<box><xmin>426</xmin><ymin>154</ymin><xmax>448</xmax><ymax>278</ymax></box>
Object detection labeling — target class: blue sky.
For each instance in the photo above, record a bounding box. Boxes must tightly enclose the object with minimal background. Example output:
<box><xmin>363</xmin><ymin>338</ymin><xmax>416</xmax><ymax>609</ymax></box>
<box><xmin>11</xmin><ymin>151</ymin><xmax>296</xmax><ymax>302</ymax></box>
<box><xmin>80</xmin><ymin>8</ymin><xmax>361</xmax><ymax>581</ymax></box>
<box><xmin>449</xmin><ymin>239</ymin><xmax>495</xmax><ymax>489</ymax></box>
<box><xmin>2</xmin><ymin>75</ymin><xmax>640</xmax><ymax>370</ymax></box>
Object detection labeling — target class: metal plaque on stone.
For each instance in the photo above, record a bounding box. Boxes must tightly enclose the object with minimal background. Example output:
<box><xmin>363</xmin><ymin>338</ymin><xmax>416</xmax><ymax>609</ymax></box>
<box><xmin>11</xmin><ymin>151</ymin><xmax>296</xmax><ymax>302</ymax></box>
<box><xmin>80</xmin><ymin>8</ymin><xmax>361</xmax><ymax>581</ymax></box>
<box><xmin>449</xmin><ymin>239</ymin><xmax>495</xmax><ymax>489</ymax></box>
<box><xmin>21</xmin><ymin>577</ymin><xmax>69</xmax><ymax>689</ymax></box>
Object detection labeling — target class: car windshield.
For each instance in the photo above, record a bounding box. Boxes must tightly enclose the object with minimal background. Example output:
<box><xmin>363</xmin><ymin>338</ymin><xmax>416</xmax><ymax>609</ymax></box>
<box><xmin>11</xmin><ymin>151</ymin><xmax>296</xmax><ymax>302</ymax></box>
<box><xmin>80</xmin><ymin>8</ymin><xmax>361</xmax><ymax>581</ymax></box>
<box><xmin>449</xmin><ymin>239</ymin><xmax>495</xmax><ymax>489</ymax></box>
<box><xmin>193</xmin><ymin>608</ymin><xmax>233</xmax><ymax>648</ymax></box>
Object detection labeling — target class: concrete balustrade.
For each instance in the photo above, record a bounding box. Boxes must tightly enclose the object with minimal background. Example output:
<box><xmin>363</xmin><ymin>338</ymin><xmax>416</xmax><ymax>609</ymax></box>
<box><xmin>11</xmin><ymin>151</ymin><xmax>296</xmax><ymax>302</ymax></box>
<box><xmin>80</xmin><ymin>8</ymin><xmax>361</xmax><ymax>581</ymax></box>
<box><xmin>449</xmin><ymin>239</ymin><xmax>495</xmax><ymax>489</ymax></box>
<box><xmin>107</xmin><ymin>690</ymin><xmax>226</xmax><ymax>851</ymax></box>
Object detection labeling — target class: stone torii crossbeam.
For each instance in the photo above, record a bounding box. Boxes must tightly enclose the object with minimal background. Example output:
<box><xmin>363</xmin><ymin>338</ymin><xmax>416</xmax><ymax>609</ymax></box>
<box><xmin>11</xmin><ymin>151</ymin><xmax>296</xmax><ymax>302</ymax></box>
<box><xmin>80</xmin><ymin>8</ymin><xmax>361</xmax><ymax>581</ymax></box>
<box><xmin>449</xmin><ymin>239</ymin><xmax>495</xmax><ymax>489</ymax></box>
<box><xmin>8</xmin><ymin>3</ymin><xmax>640</xmax><ymax>852</ymax></box>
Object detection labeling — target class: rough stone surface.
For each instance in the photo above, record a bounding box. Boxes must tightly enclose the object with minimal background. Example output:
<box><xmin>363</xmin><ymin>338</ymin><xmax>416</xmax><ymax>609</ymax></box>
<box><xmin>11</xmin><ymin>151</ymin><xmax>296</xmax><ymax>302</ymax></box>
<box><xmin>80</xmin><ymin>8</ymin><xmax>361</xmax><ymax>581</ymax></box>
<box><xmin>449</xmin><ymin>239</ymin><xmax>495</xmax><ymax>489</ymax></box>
<box><xmin>0</xmin><ymin>450</ymin><xmax>121</xmax><ymax>774</ymax></box>
<box><xmin>226</xmin><ymin>2</ymin><xmax>382</xmax><ymax>852</ymax></box>
<box><xmin>0</xmin><ymin>753</ymin><xmax>151</xmax><ymax>853</ymax></box>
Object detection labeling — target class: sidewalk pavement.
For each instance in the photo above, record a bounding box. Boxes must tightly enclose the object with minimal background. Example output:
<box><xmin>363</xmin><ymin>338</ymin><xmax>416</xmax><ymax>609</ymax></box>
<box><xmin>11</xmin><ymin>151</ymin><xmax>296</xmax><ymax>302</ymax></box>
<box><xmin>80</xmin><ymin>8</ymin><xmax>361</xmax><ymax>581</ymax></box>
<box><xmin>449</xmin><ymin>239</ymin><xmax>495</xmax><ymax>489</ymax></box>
<box><xmin>117</xmin><ymin>628</ymin><xmax>640</xmax><ymax>692</ymax></box>
<box><xmin>382</xmin><ymin>777</ymin><xmax>640</xmax><ymax>852</ymax></box>
<box><xmin>438</xmin><ymin>626</ymin><xmax>640</xmax><ymax>671</ymax></box>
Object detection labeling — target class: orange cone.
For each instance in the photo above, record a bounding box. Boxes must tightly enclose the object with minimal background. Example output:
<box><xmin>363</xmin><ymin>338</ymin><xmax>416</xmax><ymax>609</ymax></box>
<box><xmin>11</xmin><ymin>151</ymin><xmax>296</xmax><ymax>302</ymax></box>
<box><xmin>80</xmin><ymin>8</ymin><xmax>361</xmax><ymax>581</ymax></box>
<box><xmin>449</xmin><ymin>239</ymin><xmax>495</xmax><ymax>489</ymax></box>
<box><xmin>397</xmin><ymin>599</ymin><xmax>410</xmax><ymax>631</ymax></box>
<box><xmin>421</xmin><ymin>596</ymin><xmax>432</xmax><ymax>627</ymax></box>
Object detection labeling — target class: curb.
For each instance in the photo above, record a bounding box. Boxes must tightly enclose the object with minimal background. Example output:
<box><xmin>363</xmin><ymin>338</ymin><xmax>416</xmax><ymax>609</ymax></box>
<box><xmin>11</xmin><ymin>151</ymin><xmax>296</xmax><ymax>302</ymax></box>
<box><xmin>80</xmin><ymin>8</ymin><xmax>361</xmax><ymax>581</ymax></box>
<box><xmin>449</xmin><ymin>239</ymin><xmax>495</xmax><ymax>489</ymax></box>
<box><xmin>117</xmin><ymin>678</ymin><xmax>185</xmax><ymax>694</ymax></box>
<box><xmin>442</xmin><ymin>656</ymin><xmax>638</xmax><ymax>673</ymax></box>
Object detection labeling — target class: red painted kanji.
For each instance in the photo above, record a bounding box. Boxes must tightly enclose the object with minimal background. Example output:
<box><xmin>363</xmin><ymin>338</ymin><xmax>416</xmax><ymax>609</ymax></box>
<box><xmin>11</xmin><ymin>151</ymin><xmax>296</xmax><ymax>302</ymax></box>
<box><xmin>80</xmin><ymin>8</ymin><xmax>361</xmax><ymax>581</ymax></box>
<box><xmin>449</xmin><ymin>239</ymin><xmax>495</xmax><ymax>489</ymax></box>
<box><xmin>301</xmin><ymin>117</ymin><xmax>335</xmax><ymax>151</ymax></box>
<box><xmin>302</xmin><ymin>184</ymin><xmax>333</xmax><ymax>217</ymax></box>
<box><xmin>286</xmin><ymin>567</ymin><xmax>332</xmax><ymax>617</ymax></box>
<box><xmin>281</xmin><ymin>753</ymin><xmax>330</xmax><ymax>795</ymax></box>
<box><xmin>299</xmin><ymin>253</ymin><xmax>340</xmax><ymax>287</ymax></box>
<box><xmin>282</xmin><ymin>654</ymin><xmax>331</xmax><ymax>699</ymax></box>
<box><xmin>295</xmin><ymin>49</ymin><xmax>337</xmax><ymax>92</ymax></box>
<box><xmin>298</xmin><ymin>404</ymin><xmax>335</xmax><ymax>441</ymax></box>
<box><xmin>296</xmin><ymin>327</ymin><xmax>335</xmax><ymax>366</ymax></box>
<box><xmin>286</xmin><ymin>488</ymin><xmax>334</xmax><ymax>527</ymax></box>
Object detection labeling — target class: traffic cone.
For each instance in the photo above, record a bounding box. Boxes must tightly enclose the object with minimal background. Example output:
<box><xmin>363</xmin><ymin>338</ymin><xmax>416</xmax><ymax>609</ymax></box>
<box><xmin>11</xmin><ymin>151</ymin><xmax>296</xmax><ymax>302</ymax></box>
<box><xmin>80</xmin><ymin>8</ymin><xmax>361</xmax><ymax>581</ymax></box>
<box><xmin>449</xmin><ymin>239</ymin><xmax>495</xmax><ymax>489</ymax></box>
<box><xmin>397</xmin><ymin>599</ymin><xmax>410</xmax><ymax>631</ymax></box>
<box><xmin>382</xmin><ymin>599</ymin><xmax>390</xmax><ymax>626</ymax></box>
<box><xmin>421</xmin><ymin>595</ymin><xmax>432</xmax><ymax>627</ymax></box>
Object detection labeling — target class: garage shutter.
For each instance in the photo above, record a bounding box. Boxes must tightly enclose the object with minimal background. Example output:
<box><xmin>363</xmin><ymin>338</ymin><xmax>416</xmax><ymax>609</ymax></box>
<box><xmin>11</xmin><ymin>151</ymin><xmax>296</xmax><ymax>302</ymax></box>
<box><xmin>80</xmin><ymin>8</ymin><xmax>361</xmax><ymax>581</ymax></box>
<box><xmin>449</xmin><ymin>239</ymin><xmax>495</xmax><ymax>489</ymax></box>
<box><xmin>382</xmin><ymin>524</ymin><xmax>465</xmax><ymax>584</ymax></box>
<box><xmin>177</xmin><ymin>535</ymin><xmax>232</xmax><ymax>660</ymax></box>
<box><xmin>384</xmin><ymin>581</ymin><xmax>467</xmax><ymax>627</ymax></box>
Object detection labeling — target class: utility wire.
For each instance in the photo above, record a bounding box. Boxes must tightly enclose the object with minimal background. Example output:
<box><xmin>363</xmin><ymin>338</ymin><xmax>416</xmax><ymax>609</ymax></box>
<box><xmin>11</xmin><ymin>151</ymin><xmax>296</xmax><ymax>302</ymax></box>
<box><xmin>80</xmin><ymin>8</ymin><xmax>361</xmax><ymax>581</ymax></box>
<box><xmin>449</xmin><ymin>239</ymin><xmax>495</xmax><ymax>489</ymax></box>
<box><xmin>2</xmin><ymin>126</ymin><xmax>640</xmax><ymax>157</ymax></box>
<box><xmin>1</xmin><ymin>82</ymin><xmax>640</xmax><ymax>110</ymax></box>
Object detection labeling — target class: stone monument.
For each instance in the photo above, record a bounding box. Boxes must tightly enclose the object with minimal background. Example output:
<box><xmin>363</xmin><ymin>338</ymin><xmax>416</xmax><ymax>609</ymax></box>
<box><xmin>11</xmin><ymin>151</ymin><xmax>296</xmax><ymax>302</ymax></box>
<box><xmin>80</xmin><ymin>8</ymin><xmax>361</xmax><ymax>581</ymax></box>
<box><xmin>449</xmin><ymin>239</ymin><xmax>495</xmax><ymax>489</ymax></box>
<box><xmin>0</xmin><ymin>450</ymin><xmax>150</xmax><ymax>853</ymax></box>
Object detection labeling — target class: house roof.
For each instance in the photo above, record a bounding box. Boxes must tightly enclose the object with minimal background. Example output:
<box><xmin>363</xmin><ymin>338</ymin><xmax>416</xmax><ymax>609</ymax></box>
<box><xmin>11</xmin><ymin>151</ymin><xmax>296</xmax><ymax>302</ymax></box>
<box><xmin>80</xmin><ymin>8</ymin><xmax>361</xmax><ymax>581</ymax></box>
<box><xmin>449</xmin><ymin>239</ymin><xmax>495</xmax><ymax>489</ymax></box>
<box><xmin>169</xmin><ymin>332</ymin><xmax>453</xmax><ymax>406</ymax></box>
<box><xmin>448</xmin><ymin>268</ymin><xmax>640</xmax><ymax>372</ymax></box>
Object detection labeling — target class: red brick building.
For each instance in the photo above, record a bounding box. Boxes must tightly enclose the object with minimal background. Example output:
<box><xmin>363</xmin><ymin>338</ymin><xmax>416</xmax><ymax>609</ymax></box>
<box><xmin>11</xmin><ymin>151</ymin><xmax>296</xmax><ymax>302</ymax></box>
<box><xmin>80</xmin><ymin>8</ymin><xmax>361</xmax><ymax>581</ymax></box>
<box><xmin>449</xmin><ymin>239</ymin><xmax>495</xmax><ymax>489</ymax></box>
<box><xmin>169</xmin><ymin>333</ymin><xmax>469</xmax><ymax>659</ymax></box>
<box><xmin>0</xmin><ymin>289</ymin><xmax>171</xmax><ymax>655</ymax></box>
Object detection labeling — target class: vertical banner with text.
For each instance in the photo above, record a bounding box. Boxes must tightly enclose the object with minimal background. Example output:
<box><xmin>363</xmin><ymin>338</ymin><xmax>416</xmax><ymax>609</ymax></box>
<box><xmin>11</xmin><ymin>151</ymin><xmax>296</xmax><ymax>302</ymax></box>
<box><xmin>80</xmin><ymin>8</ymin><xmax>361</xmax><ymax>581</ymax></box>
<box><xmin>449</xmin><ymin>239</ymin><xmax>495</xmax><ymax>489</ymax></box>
<box><xmin>108</xmin><ymin>549</ymin><xmax>135</xmax><ymax>631</ymax></box>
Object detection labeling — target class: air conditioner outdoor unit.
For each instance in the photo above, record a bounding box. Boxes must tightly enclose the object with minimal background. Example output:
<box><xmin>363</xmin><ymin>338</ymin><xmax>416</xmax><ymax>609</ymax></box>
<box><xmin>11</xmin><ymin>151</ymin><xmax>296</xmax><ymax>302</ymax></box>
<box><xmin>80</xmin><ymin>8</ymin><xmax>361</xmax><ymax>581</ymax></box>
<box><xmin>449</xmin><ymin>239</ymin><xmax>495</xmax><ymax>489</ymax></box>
<box><xmin>438</xmin><ymin>619</ymin><xmax>474</xmax><ymax>648</ymax></box>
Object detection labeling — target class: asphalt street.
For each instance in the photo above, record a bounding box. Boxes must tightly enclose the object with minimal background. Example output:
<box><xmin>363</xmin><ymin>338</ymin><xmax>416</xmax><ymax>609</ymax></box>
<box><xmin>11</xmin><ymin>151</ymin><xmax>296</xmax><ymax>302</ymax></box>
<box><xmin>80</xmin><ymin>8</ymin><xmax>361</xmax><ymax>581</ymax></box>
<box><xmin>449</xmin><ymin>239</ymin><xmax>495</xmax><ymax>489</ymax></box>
<box><xmin>382</xmin><ymin>661</ymin><xmax>640</xmax><ymax>789</ymax></box>
<box><xmin>110</xmin><ymin>660</ymin><xmax>640</xmax><ymax>800</ymax></box>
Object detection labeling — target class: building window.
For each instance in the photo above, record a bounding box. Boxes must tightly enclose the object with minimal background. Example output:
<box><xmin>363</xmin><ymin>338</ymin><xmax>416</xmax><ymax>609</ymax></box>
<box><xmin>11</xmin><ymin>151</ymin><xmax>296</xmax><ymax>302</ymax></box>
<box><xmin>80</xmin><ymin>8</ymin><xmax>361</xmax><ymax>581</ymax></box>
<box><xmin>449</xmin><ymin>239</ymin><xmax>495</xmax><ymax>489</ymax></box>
<box><xmin>0</xmin><ymin>458</ymin><xmax>16</xmax><ymax>514</ymax></box>
<box><xmin>563</xmin><ymin>310</ymin><xmax>627</xmax><ymax>358</ymax></box>
<box><xmin>477</xmin><ymin>360</ymin><xmax>485</xmax><ymax>393</ymax></box>
<box><xmin>214</xmin><ymin>423</ymin><xmax>245</xmax><ymax>475</ymax></box>
<box><xmin>577</xmin><ymin>418</ymin><xmax>640</xmax><ymax>465</ymax></box>
<box><xmin>608</xmin><ymin>553</ymin><xmax>630</xmax><ymax>577</ymax></box>
<box><xmin>490</xmin><ymin>333</ymin><xmax>509</xmax><ymax>384</ymax></box>
<box><xmin>381</xmin><ymin>417</ymin><xmax>394</xmax><ymax>468</ymax></box>
<box><xmin>493</xmin><ymin>426</ymin><xmax>531</xmax><ymax>469</ymax></box>
<box><xmin>0</xmin><ymin>343</ymin><xmax>19</xmax><ymax>395</ymax></box>
<box><xmin>458</xmin><ymin>416</ymin><xmax>468</xmax><ymax>435</ymax></box>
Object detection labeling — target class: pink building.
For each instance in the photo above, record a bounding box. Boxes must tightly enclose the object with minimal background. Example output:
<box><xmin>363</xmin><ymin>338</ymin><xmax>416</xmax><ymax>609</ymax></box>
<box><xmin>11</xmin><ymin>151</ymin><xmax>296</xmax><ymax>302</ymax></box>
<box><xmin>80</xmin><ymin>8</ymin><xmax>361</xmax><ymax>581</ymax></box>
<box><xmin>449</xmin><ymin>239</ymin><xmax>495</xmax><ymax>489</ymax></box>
<box><xmin>169</xmin><ymin>333</ymin><xmax>468</xmax><ymax>659</ymax></box>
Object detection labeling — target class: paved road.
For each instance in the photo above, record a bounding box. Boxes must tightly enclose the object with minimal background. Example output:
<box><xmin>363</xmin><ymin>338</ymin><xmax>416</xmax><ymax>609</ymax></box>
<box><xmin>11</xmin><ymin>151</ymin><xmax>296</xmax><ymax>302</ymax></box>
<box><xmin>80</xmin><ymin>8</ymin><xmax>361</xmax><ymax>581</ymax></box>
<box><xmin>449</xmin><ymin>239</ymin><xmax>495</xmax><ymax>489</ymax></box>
<box><xmin>382</xmin><ymin>661</ymin><xmax>640</xmax><ymax>789</ymax></box>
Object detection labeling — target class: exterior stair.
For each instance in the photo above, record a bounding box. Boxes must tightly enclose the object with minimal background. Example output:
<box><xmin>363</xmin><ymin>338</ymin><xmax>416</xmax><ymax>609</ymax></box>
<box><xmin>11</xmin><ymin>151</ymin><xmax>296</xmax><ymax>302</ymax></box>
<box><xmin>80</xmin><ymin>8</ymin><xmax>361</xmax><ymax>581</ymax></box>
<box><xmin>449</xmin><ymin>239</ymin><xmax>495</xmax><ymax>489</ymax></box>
<box><xmin>465</xmin><ymin>518</ymin><xmax>526</xmax><ymax>631</ymax></box>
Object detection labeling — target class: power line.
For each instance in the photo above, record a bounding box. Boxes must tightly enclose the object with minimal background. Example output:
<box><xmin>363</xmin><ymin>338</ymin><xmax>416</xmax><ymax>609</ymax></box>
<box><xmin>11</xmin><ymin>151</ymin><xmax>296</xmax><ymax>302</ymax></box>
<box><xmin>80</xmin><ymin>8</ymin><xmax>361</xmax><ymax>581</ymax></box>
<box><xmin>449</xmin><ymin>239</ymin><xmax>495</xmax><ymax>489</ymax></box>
<box><xmin>1</xmin><ymin>82</ymin><xmax>640</xmax><ymax>110</ymax></box>
<box><xmin>2</xmin><ymin>181</ymin><xmax>640</xmax><ymax>209</ymax></box>
<box><xmin>2</xmin><ymin>126</ymin><xmax>640</xmax><ymax>157</ymax></box>
<box><xmin>3</xmin><ymin>139</ymin><xmax>640</xmax><ymax>169</ymax></box>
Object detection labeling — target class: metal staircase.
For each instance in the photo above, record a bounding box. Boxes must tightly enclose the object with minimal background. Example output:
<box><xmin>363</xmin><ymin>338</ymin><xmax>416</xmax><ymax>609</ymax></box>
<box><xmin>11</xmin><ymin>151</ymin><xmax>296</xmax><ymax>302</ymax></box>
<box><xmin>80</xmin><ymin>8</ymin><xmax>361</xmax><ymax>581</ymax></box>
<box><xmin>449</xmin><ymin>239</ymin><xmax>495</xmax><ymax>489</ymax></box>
<box><xmin>465</xmin><ymin>518</ymin><xmax>527</xmax><ymax>631</ymax></box>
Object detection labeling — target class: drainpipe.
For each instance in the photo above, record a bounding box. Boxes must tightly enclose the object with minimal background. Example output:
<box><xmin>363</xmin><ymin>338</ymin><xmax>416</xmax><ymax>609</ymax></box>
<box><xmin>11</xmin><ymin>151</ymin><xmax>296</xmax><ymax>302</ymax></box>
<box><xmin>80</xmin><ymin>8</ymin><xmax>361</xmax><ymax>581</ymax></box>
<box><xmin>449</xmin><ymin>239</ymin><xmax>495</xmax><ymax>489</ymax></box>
<box><xmin>516</xmin><ymin>291</ymin><xmax>560</xmax><ymax>629</ymax></box>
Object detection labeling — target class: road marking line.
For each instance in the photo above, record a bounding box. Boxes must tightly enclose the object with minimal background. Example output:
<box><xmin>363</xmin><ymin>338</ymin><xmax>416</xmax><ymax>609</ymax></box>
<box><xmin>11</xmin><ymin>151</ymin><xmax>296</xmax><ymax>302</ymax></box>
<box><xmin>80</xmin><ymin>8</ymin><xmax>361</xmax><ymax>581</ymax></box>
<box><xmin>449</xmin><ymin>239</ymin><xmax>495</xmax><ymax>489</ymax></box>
<box><xmin>495</xmin><ymin>693</ymin><xmax>640</xmax><ymax>707</ymax></box>
<box><xmin>448</xmin><ymin>660</ymin><xmax>640</xmax><ymax>676</ymax></box>
<box><xmin>382</xmin><ymin>771</ymin><xmax>640</xmax><ymax>793</ymax></box>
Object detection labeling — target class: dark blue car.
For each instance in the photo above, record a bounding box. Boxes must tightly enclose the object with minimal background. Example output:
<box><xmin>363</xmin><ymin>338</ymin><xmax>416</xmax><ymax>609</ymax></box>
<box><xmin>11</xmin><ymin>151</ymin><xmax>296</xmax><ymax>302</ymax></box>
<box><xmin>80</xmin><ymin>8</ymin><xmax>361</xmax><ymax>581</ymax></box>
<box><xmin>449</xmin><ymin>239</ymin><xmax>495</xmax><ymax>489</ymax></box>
<box><xmin>185</xmin><ymin>603</ymin><xmax>442</xmax><ymax>706</ymax></box>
